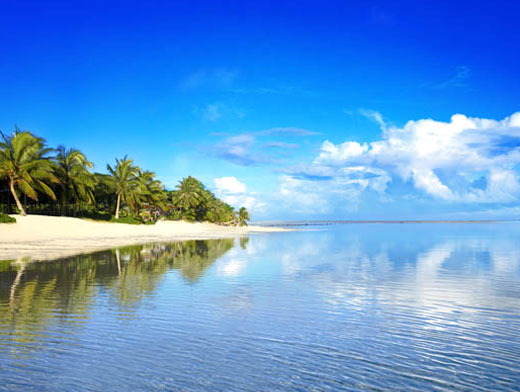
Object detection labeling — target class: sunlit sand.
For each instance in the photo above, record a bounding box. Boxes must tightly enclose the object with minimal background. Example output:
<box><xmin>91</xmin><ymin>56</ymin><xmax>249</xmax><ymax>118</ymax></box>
<box><xmin>0</xmin><ymin>215</ymin><xmax>285</xmax><ymax>261</ymax></box>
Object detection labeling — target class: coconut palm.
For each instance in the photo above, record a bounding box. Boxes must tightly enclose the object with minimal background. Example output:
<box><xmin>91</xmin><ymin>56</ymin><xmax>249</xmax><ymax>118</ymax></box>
<box><xmin>171</xmin><ymin>176</ymin><xmax>208</xmax><ymax>221</ymax></box>
<box><xmin>137</xmin><ymin>170</ymin><xmax>167</xmax><ymax>207</ymax></box>
<box><xmin>55</xmin><ymin>146</ymin><xmax>97</xmax><ymax>214</ymax></box>
<box><xmin>204</xmin><ymin>198</ymin><xmax>235</xmax><ymax>224</ymax></box>
<box><xmin>0</xmin><ymin>128</ymin><xmax>57</xmax><ymax>215</ymax></box>
<box><xmin>236</xmin><ymin>207</ymin><xmax>250</xmax><ymax>226</ymax></box>
<box><xmin>135</xmin><ymin>169</ymin><xmax>168</xmax><ymax>221</ymax></box>
<box><xmin>105</xmin><ymin>157</ymin><xmax>140</xmax><ymax>219</ymax></box>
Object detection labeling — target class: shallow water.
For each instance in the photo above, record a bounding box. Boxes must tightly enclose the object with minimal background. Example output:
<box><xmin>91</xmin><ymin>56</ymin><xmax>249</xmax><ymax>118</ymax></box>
<box><xmin>1</xmin><ymin>224</ymin><xmax>520</xmax><ymax>391</ymax></box>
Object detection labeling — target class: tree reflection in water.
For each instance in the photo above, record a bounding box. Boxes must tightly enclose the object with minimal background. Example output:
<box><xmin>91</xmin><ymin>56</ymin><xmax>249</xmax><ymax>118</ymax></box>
<box><xmin>0</xmin><ymin>238</ymin><xmax>239</xmax><ymax>354</ymax></box>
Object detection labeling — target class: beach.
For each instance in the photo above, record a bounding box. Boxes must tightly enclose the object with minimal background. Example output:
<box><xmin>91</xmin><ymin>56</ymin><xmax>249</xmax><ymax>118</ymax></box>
<box><xmin>0</xmin><ymin>215</ymin><xmax>285</xmax><ymax>261</ymax></box>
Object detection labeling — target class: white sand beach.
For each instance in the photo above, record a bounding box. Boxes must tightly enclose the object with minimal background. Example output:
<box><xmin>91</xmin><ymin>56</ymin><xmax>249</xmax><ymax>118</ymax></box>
<box><xmin>0</xmin><ymin>215</ymin><xmax>286</xmax><ymax>261</ymax></box>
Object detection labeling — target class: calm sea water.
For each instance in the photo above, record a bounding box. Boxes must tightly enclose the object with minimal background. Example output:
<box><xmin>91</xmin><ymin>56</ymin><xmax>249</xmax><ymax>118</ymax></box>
<box><xmin>1</xmin><ymin>224</ymin><xmax>520</xmax><ymax>391</ymax></box>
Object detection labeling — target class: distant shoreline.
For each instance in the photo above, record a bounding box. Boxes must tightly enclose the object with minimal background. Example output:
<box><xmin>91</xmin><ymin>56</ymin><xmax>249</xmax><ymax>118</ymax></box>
<box><xmin>257</xmin><ymin>219</ymin><xmax>519</xmax><ymax>227</ymax></box>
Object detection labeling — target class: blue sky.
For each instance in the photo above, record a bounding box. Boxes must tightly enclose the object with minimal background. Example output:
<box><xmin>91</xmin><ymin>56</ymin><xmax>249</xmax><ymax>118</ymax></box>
<box><xmin>1</xmin><ymin>0</ymin><xmax>520</xmax><ymax>220</ymax></box>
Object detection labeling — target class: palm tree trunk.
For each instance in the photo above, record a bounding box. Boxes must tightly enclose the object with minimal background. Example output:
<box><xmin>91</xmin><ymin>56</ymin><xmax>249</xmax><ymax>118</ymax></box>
<box><xmin>61</xmin><ymin>196</ymin><xmax>66</xmax><ymax>216</ymax></box>
<box><xmin>9</xmin><ymin>180</ymin><xmax>26</xmax><ymax>216</ymax></box>
<box><xmin>115</xmin><ymin>192</ymin><xmax>121</xmax><ymax>219</ymax></box>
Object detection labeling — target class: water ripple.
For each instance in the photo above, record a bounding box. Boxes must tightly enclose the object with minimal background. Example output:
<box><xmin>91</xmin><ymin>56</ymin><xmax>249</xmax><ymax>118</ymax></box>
<box><xmin>1</xmin><ymin>229</ymin><xmax>520</xmax><ymax>391</ymax></box>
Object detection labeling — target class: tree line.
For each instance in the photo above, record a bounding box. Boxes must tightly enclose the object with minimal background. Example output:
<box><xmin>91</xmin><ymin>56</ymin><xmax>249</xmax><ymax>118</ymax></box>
<box><xmin>0</xmin><ymin>127</ymin><xmax>249</xmax><ymax>225</ymax></box>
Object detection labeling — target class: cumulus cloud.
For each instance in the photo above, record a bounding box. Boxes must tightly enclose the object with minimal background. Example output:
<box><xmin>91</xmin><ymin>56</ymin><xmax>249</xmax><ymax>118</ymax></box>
<box><xmin>214</xmin><ymin>176</ymin><xmax>265</xmax><ymax>214</ymax></box>
<box><xmin>318</xmin><ymin>112</ymin><xmax>520</xmax><ymax>201</ymax></box>
<box><xmin>214</xmin><ymin>176</ymin><xmax>247</xmax><ymax>194</ymax></box>
<box><xmin>274</xmin><ymin>112</ymin><xmax>520</xmax><ymax>217</ymax></box>
<box><xmin>315</xmin><ymin>141</ymin><xmax>369</xmax><ymax>164</ymax></box>
<box><xmin>276</xmin><ymin>166</ymin><xmax>392</xmax><ymax>216</ymax></box>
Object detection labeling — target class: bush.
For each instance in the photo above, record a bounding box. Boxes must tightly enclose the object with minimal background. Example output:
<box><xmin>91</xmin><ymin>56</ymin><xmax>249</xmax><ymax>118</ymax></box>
<box><xmin>0</xmin><ymin>212</ymin><xmax>16</xmax><ymax>224</ymax></box>
<box><xmin>109</xmin><ymin>216</ymin><xmax>145</xmax><ymax>225</ymax></box>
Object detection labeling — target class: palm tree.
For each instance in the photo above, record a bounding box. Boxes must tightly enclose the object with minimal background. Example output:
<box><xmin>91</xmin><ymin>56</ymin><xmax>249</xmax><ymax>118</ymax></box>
<box><xmin>55</xmin><ymin>146</ymin><xmax>97</xmax><ymax>215</ymax></box>
<box><xmin>0</xmin><ymin>128</ymin><xmax>57</xmax><ymax>215</ymax></box>
<box><xmin>236</xmin><ymin>207</ymin><xmax>250</xmax><ymax>226</ymax></box>
<box><xmin>171</xmin><ymin>176</ymin><xmax>207</xmax><ymax>221</ymax></box>
<box><xmin>137</xmin><ymin>170</ymin><xmax>167</xmax><ymax>206</ymax></box>
<box><xmin>204</xmin><ymin>198</ymin><xmax>235</xmax><ymax>224</ymax></box>
<box><xmin>136</xmin><ymin>169</ymin><xmax>167</xmax><ymax>221</ymax></box>
<box><xmin>105</xmin><ymin>157</ymin><xmax>139</xmax><ymax>219</ymax></box>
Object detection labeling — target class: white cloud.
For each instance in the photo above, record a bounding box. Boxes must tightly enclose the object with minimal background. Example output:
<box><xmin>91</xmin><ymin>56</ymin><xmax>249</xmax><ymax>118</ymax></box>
<box><xmin>214</xmin><ymin>176</ymin><xmax>247</xmax><ymax>194</ymax></box>
<box><xmin>315</xmin><ymin>141</ymin><xmax>369</xmax><ymax>164</ymax></box>
<box><xmin>275</xmin><ymin>165</ymin><xmax>392</xmax><ymax>217</ymax></box>
<box><xmin>278</xmin><ymin>174</ymin><xmax>332</xmax><ymax>214</ymax></box>
<box><xmin>359</xmin><ymin>109</ymin><xmax>387</xmax><ymax>129</ymax></box>
<box><xmin>289</xmin><ymin>112</ymin><xmax>520</xmax><ymax>204</ymax></box>
<box><xmin>255</xmin><ymin>111</ymin><xmax>520</xmax><ymax>219</ymax></box>
<box><xmin>412</xmin><ymin>168</ymin><xmax>454</xmax><ymax>200</ymax></box>
<box><xmin>214</xmin><ymin>176</ymin><xmax>266</xmax><ymax>215</ymax></box>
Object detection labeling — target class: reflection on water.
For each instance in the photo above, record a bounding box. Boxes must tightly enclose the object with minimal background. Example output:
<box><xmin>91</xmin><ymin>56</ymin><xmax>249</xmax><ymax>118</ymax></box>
<box><xmin>1</xmin><ymin>225</ymin><xmax>520</xmax><ymax>391</ymax></box>
<box><xmin>0</xmin><ymin>239</ymin><xmax>234</xmax><ymax>355</ymax></box>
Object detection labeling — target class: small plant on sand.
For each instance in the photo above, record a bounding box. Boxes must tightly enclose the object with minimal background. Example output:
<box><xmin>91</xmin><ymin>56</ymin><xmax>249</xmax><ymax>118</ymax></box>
<box><xmin>0</xmin><ymin>212</ymin><xmax>16</xmax><ymax>224</ymax></box>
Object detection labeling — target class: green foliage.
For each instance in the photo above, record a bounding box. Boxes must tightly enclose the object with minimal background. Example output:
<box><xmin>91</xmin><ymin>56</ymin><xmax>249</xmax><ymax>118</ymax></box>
<box><xmin>0</xmin><ymin>127</ymin><xmax>58</xmax><ymax>215</ymax></box>
<box><xmin>54</xmin><ymin>146</ymin><xmax>97</xmax><ymax>213</ymax></box>
<box><xmin>0</xmin><ymin>212</ymin><xmax>16</xmax><ymax>223</ymax></box>
<box><xmin>168</xmin><ymin>176</ymin><xmax>248</xmax><ymax>225</ymax></box>
<box><xmin>237</xmin><ymin>206</ymin><xmax>250</xmax><ymax>226</ymax></box>
<box><xmin>134</xmin><ymin>169</ymin><xmax>168</xmax><ymax>223</ymax></box>
<box><xmin>0</xmin><ymin>128</ymin><xmax>252</xmax><ymax>224</ymax></box>
<box><xmin>109</xmin><ymin>216</ymin><xmax>144</xmax><ymax>225</ymax></box>
<box><xmin>106</xmin><ymin>156</ymin><xmax>140</xmax><ymax>218</ymax></box>
<box><xmin>170</xmin><ymin>176</ymin><xmax>208</xmax><ymax>221</ymax></box>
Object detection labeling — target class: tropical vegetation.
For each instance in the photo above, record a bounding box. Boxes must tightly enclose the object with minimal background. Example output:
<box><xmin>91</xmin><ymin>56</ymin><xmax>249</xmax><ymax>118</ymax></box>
<box><xmin>0</xmin><ymin>126</ymin><xmax>250</xmax><ymax>225</ymax></box>
<box><xmin>0</xmin><ymin>128</ymin><xmax>58</xmax><ymax>215</ymax></box>
<box><xmin>55</xmin><ymin>146</ymin><xmax>97</xmax><ymax>215</ymax></box>
<box><xmin>0</xmin><ymin>212</ymin><xmax>16</xmax><ymax>223</ymax></box>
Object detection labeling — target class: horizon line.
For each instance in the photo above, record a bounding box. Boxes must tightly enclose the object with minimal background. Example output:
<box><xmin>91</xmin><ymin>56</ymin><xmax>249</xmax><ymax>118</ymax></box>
<box><xmin>255</xmin><ymin>219</ymin><xmax>520</xmax><ymax>226</ymax></box>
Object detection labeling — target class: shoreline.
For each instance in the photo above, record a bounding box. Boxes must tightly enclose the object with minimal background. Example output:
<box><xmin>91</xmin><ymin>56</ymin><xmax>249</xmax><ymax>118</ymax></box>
<box><xmin>0</xmin><ymin>215</ymin><xmax>287</xmax><ymax>262</ymax></box>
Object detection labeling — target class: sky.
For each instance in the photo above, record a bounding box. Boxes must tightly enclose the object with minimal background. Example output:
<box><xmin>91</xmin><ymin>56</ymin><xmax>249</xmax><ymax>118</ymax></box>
<box><xmin>1</xmin><ymin>0</ymin><xmax>520</xmax><ymax>220</ymax></box>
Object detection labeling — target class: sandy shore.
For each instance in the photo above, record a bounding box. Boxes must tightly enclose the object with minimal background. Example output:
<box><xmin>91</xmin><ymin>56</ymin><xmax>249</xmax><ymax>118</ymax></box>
<box><xmin>0</xmin><ymin>215</ymin><xmax>286</xmax><ymax>262</ymax></box>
